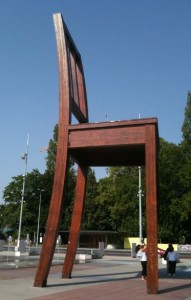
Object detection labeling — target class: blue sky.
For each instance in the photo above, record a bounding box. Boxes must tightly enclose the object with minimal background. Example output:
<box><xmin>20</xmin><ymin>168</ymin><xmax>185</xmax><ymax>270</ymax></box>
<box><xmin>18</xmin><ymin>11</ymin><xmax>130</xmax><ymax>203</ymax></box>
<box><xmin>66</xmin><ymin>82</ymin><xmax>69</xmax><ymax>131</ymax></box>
<box><xmin>0</xmin><ymin>1</ymin><xmax>191</xmax><ymax>204</ymax></box>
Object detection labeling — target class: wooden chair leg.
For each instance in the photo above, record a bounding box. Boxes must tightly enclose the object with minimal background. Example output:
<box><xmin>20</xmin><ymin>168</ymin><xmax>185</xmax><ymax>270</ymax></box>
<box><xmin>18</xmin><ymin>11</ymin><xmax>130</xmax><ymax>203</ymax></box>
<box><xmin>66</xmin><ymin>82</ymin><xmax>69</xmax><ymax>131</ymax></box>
<box><xmin>145</xmin><ymin>124</ymin><xmax>158</xmax><ymax>294</ymax></box>
<box><xmin>34</xmin><ymin>130</ymin><xmax>69</xmax><ymax>287</ymax></box>
<box><xmin>62</xmin><ymin>165</ymin><xmax>88</xmax><ymax>278</ymax></box>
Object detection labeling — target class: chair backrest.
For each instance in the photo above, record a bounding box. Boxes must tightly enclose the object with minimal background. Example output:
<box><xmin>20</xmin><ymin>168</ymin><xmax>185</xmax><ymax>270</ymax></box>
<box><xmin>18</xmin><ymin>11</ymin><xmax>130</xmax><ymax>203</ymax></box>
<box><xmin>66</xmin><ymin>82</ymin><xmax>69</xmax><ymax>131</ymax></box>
<box><xmin>53</xmin><ymin>13</ymin><xmax>89</xmax><ymax>124</ymax></box>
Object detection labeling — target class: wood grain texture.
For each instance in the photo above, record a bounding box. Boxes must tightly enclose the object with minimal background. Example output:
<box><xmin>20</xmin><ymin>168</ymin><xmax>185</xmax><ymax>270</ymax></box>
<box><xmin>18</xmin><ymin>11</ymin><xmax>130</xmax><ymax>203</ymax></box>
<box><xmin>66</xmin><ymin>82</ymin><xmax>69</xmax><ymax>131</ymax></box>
<box><xmin>34</xmin><ymin>13</ymin><xmax>88</xmax><ymax>287</ymax></box>
<box><xmin>62</xmin><ymin>165</ymin><xmax>88</xmax><ymax>278</ymax></box>
<box><xmin>145</xmin><ymin>125</ymin><xmax>158</xmax><ymax>294</ymax></box>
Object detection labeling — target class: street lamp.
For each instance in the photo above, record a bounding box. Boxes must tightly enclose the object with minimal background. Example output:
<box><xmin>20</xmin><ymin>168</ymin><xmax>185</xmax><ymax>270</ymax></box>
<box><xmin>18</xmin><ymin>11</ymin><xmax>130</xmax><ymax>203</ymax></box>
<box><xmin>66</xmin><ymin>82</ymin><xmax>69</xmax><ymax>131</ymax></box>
<box><xmin>137</xmin><ymin>114</ymin><xmax>144</xmax><ymax>244</ymax></box>
<box><xmin>15</xmin><ymin>134</ymin><xmax>29</xmax><ymax>253</ymax></box>
<box><xmin>36</xmin><ymin>189</ymin><xmax>43</xmax><ymax>247</ymax></box>
<box><xmin>138</xmin><ymin>166</ymin><xmax>142</xmax><ymax>243</ymax></box>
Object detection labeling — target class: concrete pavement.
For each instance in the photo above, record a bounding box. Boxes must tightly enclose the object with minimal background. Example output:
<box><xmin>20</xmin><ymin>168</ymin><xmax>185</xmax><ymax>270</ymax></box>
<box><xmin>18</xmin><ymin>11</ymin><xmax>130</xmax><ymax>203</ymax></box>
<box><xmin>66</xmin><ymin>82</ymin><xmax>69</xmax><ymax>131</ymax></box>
<box><xmin>0</xmin><ymin>251</ymin><xmax>191</xmax><ymax>299</ymax></box>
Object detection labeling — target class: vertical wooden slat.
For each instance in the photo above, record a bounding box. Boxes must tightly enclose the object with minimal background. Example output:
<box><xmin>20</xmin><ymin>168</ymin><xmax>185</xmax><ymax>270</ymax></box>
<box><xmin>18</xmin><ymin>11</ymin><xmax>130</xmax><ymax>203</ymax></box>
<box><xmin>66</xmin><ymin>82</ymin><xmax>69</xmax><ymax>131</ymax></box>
<box><xmin>145</xmin><ymin>124</ymin><xmax>158</xmax><ymax>294</ymax></box>
<box><xmin>76</xmin><ymin>62</ymin><xmax>88</xmax><ymax>120</ymax></box>
<box><xmin>70</xmin><ymin>51</ymin><xmax>79</xmax><ymax>106</ymax></box>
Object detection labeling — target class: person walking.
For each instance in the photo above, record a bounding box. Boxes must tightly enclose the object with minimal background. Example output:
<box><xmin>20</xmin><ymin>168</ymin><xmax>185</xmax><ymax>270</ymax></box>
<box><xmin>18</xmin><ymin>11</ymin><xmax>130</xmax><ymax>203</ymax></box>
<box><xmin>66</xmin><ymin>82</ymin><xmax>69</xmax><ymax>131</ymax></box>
<box><xmin>137</xmin><ymin>244</ymin><xmax>147</xmax><ymax>280</ymax></box>
<box><xmin>163</xmin><ymin>243</ymin><xmax>173</xmax><ymax>260</ymax></box>
<box><xmin>163</xmin><ymin>243</ymin><xmax>173</xmax><ymax>274</ymax></box>
<box><xmin>167</xmin><ymin>244</ymin><xmax>177</xmax><ymax>276</ymax></box>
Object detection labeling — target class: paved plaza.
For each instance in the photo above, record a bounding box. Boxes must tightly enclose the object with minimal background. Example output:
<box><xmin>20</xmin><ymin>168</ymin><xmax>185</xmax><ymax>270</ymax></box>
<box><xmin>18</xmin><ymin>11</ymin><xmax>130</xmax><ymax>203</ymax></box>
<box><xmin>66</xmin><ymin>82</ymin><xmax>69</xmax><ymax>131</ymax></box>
<box><xmin>0</xmin><ymin>251</ymin><xmax>191</xmax><ymax>300</ymax></box>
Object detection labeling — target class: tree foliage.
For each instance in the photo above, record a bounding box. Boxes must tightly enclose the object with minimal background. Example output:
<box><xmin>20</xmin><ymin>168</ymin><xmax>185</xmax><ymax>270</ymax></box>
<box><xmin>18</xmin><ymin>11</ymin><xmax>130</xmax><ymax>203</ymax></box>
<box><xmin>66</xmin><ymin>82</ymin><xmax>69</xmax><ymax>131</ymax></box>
<box><xmin>2</xmin><ymin>169</ymin><xmax>49</xmax><ymax>239</ymax></box>
<box><xmin>45</xmin><ymin>125</ymin><xmax>58</xmax><ymax>174</ymax></box>
<box><xmin>158</xmin><ymin>139</ymin><xmax>187</xmax><ymax>242</ymax></box>
<box><xmin>82</xmin><ymin>166</ymin><xmax>144</xmax><ymax>236</ymax></box>
<box><xmin>81</xmin><ymin>168</ymin><xmax>98</xmax><ymax>230</ymax></box>
<box><xmin>181</xmin><ymin>91</ymin><xmax>191</xmax><ymax>150</ymax></box>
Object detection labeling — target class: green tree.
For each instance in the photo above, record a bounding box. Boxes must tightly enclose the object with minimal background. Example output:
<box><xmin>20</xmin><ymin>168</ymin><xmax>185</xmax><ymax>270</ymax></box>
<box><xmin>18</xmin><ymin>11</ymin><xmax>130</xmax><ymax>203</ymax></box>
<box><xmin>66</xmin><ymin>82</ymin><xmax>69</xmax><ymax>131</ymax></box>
<box><xmin>92</xmin><ymin>176</ymin><xmax>115</xmax><ymax>231</ymax></box>
<box><xmin>81</xmin><ymin>168</ymin><xmax>98</xmax><ymax>230</ymax></box>
<box><xmin>0</xmin><ymin>205</ymin><xmax>5</xmax><ymax>227</ymax></box>
<box><xmin>2</xmin><ymin>169</ymin><xmax>48</xmax><ymax>239</ymax></box>
<box><xmin>181</xmin><ymin>91</ymin><xmax>191</xmax><ymax>151</ymax></box>
<box><xmin>2</xmin><ymin>124</ymin><xmax>77</xmax><ymax>242</ymax></box>
<box><xmin>158</xmin><ymin>138</ymin><xmax>190</xmax><ymax>243</ymax></box>
<box><xmin>45</xmin><ymin>125</ymin><xmax>58</xmax><ymax>174</ymax></box>
<box><xmin>108</xmin><ymin>166</ymin><xmax>144</xmax><ymax>235</ymax></box>
<box><xmin>178</xmin><ymin>91</ymin><xmax>191</xmax><ymax>242</ymax></box>
<box><xmin>91</xmin><ymin>166</ymin><xmax>142</xmax><ymax>236</ymax></box>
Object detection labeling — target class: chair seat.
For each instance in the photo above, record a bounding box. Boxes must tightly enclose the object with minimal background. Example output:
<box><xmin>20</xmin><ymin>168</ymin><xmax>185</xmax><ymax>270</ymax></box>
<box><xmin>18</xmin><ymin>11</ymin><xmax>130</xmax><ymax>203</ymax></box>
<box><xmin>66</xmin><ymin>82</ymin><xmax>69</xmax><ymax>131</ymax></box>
<box><xmin>68</xmin><ymin>118</ymin><xmax>157</xmax><ymax>166</ymax></box>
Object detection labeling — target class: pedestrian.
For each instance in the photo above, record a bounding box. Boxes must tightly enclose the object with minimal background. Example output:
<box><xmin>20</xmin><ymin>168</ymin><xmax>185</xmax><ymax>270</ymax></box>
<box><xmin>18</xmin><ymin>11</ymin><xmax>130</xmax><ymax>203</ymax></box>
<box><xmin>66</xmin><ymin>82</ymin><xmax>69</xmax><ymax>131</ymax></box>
<box><xmin>163</xmin><ymin>243</ymin><xmax>173</xmax><ymax>273</ymax></box>
<box><xmin>167</xmin><ymin>245</ymin><xmax>177</xmax><ymax>276</ymax></box>
<box><xmin>163</xmin><ymin>243</ymin><xmax>173</xmax><ymax>260</ymax></box>
<box><xmin>135</xmin><ymin>244</ymin><xmax>141</xmax><ymax>254</ymax></box>
<box><xmin>137</xmin><ymin>244</ymin><xmax>147</xmax><ymax>280</ymax></box>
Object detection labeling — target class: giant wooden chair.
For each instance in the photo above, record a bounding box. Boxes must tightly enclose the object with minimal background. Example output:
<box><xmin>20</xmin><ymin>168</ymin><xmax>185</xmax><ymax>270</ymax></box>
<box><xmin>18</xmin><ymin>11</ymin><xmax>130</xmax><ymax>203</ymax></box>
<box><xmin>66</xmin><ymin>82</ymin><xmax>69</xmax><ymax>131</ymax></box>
<box><xmin>34</xmin><ymin>13</ymin><xmax>159</xmax><ymax>294</ymax></box>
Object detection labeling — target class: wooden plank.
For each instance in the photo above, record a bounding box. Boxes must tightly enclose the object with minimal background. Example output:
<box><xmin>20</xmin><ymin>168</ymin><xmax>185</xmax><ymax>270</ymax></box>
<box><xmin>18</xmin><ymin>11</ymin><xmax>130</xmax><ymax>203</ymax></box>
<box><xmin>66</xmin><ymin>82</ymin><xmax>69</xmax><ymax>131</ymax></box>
<box><xmin>68</xmin><ymin>118</ymin><xmax>158</xmax><ymax>130</ymax></box>
<box><xmin>34</xmin><ymin>13</ymin><xmax>71</xmax><ymax>288</ymax></box>
<box><xmin>62</xmin><ymin>165</ymin><xmax>88</xmax><ymax>278</ymax></box>
<box><xmin>145</xmin><ymin>124</ymin><xmax>158</xmax><ymax>294</ymax></box>
<box><xmin>69</xmin><ymin>126</ymin><xmax>145</xmax><ymax>148</ymax></box>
